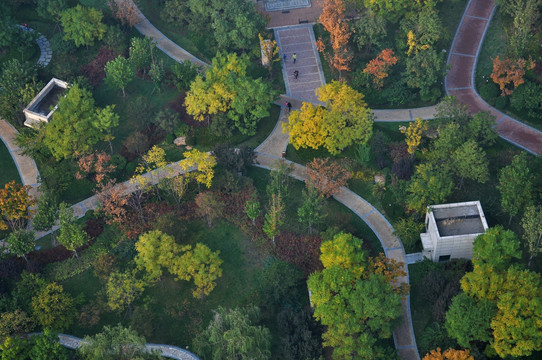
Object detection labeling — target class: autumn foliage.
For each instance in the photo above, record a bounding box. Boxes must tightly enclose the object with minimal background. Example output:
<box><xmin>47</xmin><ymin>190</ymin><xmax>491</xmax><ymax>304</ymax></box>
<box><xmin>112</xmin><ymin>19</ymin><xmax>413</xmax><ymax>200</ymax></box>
<box><xmin>107</xmin><ymin>0</ymin><xmax>140</xmax><ymax>27</ymax></box>
<box><xmin>423</xmin><ymin>347</ymin><xmax>474</xmax><ymax>360</ymax></box>
<box><xmin>318</xmin><ymin>0</ymin><xmax>352</xmax><ymax>74</ymax></box>
<box><xmin>0</xmin><ymin>180</ymin><xmax>36</xmax><ymax>231</ymax></box>
<box><xmin>76</xmin><ymin>151</ymin><xmax>116</xmax><ymax>186</ymax></box>
<box><xmin>490</xmin><ymin>56</ymin><xmax>535</xmax><ymax>96</ymax></box>
<box><xmin>306</xmin><ymin>158</ymin><xmax>352</xmax><ymax>198</ymax></box>
<box><xmin>363</xmin><ymin>49</ymin><xmax>399</xmax><ymax>88</ymax></box>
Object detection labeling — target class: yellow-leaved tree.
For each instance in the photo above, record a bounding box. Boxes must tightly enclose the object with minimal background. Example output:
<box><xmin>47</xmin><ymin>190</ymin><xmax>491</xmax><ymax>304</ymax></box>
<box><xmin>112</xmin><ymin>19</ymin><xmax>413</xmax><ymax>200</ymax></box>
<box><xmin>283</xmin><ymin>81</ymin><xmax>373</xmax><ymax>155</ymax></box>
<box><xmin>401</xmin><ymin>117</ymin><xmax>428</xmax><ymax>155</ymax></box>
<box><xmin>423</xmin><ymin>348</ymin><xmax>474</xmax><ymax>360</ymax></box>
<box><xmin>178</xmin><ymin>149</ymin><xmax>217</xmax><ymax>190</ymax></box>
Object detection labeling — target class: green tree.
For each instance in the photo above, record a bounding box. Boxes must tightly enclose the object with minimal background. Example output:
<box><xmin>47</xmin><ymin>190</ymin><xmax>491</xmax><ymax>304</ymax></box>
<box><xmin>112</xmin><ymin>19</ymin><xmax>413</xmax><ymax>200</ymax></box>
<box><xmin>0</xmin><ymin>59</ymin><xmax>40</xmax><ymax>126</ymax></box>
<box><xmin>472</xmin><ymin>226</ymin><xmax>521</xmax><ymax>269</ymax></box>
<box><xmin>56</xmin><ymin>202</ymin><xmax>88</xmax><ymax>259</ymax></box>
<box><xmin>32</xmin><ymin>190</ymin><xmax>58</xmax><ymax>236</ymax></box>
<box><xmin>263</xmin><ymin>194</ymin><xmax>284</xmax><ymax>244</ymax></box>
<box><xmin>185</xmin><ymin>52</ymin><xmax>274</xmax><ymax>134</ymax></box>
<box><xmin>105</xmin><ymin>56</ymin><xmax>135</xmax><ymax>97</ymax></box>
<box><xmin>297</xmin><ymin>184</ymin><xmax>325</xmax><ymax>234</ymax></box>
<box><xmin>43</xmin><ymin>84</ymin><xmax>102</xmax><ymax>159</ymax></box>
<box><xmin>194</xmin><ymin>306</ymin><xmax>271</xmax><ymax>360</ymax></box>
<box><xmin>244</xmin><ymin>196</ymin><xmax>261</xmax><ymax>226</ymax></box>
<box><xmin>431</xmin><ymin>122</ymin><xmax>464</xmax><ymax>164</ymax></box>
<box><xmin>30</xmin><ymin>328</ymin><xmax>68</xmax><ymax>360</ymax></box>
<box><xmin>78</xmin><ymin>324</ymin><xmax>158</xmax><ymax>360</ymax></box>
<box><xmin>451</xmin><ymin>140</ymin><xmax>489</xmax><ymax>188</ymax></box>
<box><xmin>0</xmin><ymin>336</ymin><xmax>31</xmax><ymax>360</ymax></box>
<box><xmin>0</xmin><ymin>310</ymin><xmax>34</xmax><ymax>339</ymax></box>
<box><xmin>467</xmin><ymin>111</ymin><xmax>498</xmax><ymax>147</ymax></box>
<box><xmin>6</xmin><ymin>229</ymin><xmax>35</xmax><ymax>263</ymax></box>
<box><xmin>93</xmin><ymin>105</ymin><xmax>120</xmax><ymax>153</ymax></box>
<box><xmin>106</xmin><ymin>270</ymin><xmax>146</xmax><ymax>313</ymax></box>
<box><xmin>60</xmin><ymin>5</ymin><xmax>106</xmax><ymax>47</ymax></box>
<box><xmin>171</xmin><ymin>60</ymin><xmax>199</xmax><ymax>91</ymax></box>
<box><xmin>445</xmin><ymin>293</ymin><xmax>496</xmax><ymax>348</ymax></box>
<box><xmin>406</xmin><ymin>163</ymin><xmax>453</xmax><ymax>214</ymax></box>
<box><xmin>210</xmin><ymin>0</ymin><xmax>265</xmax><ymax>52</ymax></box>
<box><xmin>498</xmin><ymin>152</ymin><xmax>533</xmax><ymax>224</ymax></box>
<box><xmin>135</xmin><ymin>230</ymin><xmax>179</xmax><ymax>281</ymax></box>
<box><xmin>31</xmin><ymin>282</ymin><xmax>76</xmax><ymax>331</ymax></box>
<box><xmin>128</xmin><ymin>37</ymin><xmax>154</xmax><ymax>73</ymax></box>
<box><xmin>149</xmin><ymin>59</ymin><xmax>165</xmax><ymax>93</ymax></box>
<box><xmin>308</xmin><ymin>232</ymin><xmax>403</xmax><ymax>359</ymax></box>
<box><xmin>36</xmin><ymin>0</ymin><xmax>67</xmax><ymax>24</ymax></box>
<box><xmin>521</xmin><ymin>205</ymin><xmax>542</xmax><ymax>267</ymax></box>
<box><xmin>11</xmin><ymin>272</ymin><xmax>48</xmax><ymax>314</ymax></box>
<box><xmin>352</xmin><ymin>9</ymin><xmax>387</xmax><ymax>53</ymax></box>
<box><xmin>404</xmin><ymin>47</ymin><xmax>446</xmax><ymax>98</ymax></box>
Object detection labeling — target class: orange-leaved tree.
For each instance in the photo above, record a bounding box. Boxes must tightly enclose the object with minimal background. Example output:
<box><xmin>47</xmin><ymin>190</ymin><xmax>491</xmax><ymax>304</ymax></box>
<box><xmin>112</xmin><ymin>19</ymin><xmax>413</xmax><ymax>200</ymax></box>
<box><xmin>363</xmin><ymin>48</ymin><xmax>399</xmax><ymax>88</ymax></box>
<box><xmin>0</xmin><ymin>180</ymin><xmax>36</xmax><ymax>231</ymax></box>
<box><xmin>423</xmin><ymin>348</ymin><xmax>474</xmax><ymax>360</ymax></box>
<box><xmin>318</xmin><ymin>0</ymin><xmax>352</xmax><ymax>76</ymax></box>
<box><xmin>306</xmin><ymin>157</ymin><xmax>352</xmax><ymax>198</ymax></box>
<box><xmin>490</xmin><ymin>56</ymin><xmax>535</xmax><ymax>96</ymax></box>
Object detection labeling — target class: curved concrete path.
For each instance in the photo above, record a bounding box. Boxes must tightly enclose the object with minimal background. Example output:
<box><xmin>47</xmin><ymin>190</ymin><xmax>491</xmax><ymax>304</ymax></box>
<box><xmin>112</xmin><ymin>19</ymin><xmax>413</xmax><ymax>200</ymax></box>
<box><xmin>254</xmin><ymin>153</ymin><xmax>419</xmax><ymax>360</ymax></box>
<box><xmin>445</xmin><ymin>0</ymin><xmax>542</xmax><ymax>154</ymax></box>
<box><xmin>0</xmin><ymin>119</ymin><xmax>40</xmax><ymax>188</ymax></box>
<box><xmin>28</xmin><ymin>333</ymin><xmax>200</xmax><ymax>360</ymax></box>
<box><xmin>117</xmin><ymin>0</ymin><xmax>208</xmax><ymax>68</ymax></box>
<box><xmin>16</xmin><ymin>25</ymin><xmax>52</xmax><ymax>67</ymax></box>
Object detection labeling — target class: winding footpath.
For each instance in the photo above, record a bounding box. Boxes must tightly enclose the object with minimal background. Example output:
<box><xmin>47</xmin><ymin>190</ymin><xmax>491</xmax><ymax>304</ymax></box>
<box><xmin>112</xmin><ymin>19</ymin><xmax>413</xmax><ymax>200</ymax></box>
<box><xmin>445</xmin><ymin>0</ymin><xmax>542</xmax><ymax>154</ymax></box>
<box><xmin>1</xmin><ymin>0</ymin><xmax>540</xmax><ymax>358</ymax></box>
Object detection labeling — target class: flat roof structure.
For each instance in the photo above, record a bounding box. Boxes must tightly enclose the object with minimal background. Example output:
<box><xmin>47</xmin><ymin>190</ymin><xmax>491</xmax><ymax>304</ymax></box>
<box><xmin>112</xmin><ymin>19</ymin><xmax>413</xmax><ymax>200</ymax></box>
<box><xmin>421</xmin><ymin>201</ymin><xmax>489</xmax><ymax>262</ymax></box>
<box><xmin>23</xmin><ymin>78</ymin><xmax>68</xmax><ymax>128</ymax></box>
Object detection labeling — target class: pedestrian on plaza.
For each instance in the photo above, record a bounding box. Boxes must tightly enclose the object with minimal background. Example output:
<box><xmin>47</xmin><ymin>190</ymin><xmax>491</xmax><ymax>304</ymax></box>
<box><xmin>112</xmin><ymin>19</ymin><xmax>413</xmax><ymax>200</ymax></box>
<box><xmin>292</xmin><ymin>53</ymin><xmax>297</xmax><ymax>64</ymax></box>
<box><xmin>283</xmin><ymin>53</ymin><xmax>287</xmax><ymax>62</ymax></box>
<box><xmin>286</xmin><ymin>101</ymin><xmax>292</xmax><ymax>112</ymax></box>
<box><xmin>293</xmin><ymin>70</ymin><xmax>299</xmax><ymax>79</ymax></box>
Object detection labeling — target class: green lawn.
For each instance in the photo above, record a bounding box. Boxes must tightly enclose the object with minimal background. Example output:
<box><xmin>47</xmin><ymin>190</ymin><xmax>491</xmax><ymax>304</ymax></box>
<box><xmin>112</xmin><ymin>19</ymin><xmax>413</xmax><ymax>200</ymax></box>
<box><xmin>0</xmin><ymin>140</ymin><xmax>21</xmax><ymax>188</ymax></box>
<box><xmin>246</xmin><ymin>166</ymin><xmax>383</xmax><ymax>254</ymax></box>
<box><xmin>60</xmin><ymin>219</ymin><xmax>300</xmax><ymax>357</ymax></box>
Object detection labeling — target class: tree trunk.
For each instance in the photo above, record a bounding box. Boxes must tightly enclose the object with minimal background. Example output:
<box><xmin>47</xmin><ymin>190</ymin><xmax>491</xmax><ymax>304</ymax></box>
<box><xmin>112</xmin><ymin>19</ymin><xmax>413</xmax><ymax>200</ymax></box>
<box><xmin>508</xmin><ymin>214</ymin><xmax>513</xmax><ymax>226</ymax></box>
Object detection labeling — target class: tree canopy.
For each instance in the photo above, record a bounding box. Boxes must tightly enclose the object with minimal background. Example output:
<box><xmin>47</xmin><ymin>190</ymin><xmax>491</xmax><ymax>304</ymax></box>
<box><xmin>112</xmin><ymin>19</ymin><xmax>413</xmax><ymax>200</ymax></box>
<box><xmin>60</xmin><ymin>5</ymin><xmax>106</xmax><ymax>47</ymax></box>
<box><xmin>307</xmin><ymin>232</ymin><xmax>404</xmax><ymax>359</ymax></box>
<box><xmin>284</xmin><ymin>81</ymin><xmax>373</xmax><ymax>155</ymax></box>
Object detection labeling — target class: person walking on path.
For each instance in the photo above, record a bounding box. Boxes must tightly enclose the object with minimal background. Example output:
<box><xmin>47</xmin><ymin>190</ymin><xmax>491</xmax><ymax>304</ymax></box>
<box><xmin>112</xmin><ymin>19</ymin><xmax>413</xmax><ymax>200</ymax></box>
<box><xmin>292</xmin><ymin>53</ymin><xmax>297</xmax><ymax>64</ymax></box>
<box><xmin>283</xmin><ymin>53</ymin><xmax>287</xmax><ymax>62</ymax></box>
<box><xmin>286</xmin><ymin>101</ymin><xmax>292</xmax><ymax>112</ymax></box>
<box><xmin>293</xmin><ymin>70</ymin><xmax>299</xmax><ymax>79</ymax></box>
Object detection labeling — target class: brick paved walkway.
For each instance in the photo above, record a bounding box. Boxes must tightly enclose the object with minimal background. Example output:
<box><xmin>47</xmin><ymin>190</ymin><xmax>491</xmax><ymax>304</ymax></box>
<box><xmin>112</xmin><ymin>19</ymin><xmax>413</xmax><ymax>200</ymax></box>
<box><xmin>275</xmin><ymin>24</ymin><xmax>326</xmax><ymax>103</ymax></box>
<box><xmin>445</xmin><ymin>0</ymin><xmax>542</xmax><ymax>154</ymax></box>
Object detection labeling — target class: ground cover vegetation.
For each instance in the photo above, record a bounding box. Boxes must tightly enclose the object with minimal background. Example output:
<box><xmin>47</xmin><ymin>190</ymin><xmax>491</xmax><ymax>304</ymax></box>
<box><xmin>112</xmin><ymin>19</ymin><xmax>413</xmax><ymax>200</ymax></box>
<box><xmin>1</xmin><ymin>0</ymin><xmax>541</xmax><ymax>359</ymax></box>
<box><xmin>313</xmin><ymin>0</ymin><xmax>468</xmax><ymax>108</ymax></box>
<box><xmin>475</xmin><ymin>0</ymin><xmax>542</xmax><ymax>128</ymax></box>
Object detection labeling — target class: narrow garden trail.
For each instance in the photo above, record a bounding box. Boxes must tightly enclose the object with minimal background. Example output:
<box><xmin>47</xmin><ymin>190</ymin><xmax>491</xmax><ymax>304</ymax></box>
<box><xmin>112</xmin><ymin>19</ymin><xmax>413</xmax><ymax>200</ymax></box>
<box><xmin>445</xmin><ymin>0</ymin><xmax>542</xmax><ymax>154</ymax></box>
<box><xmin>1</xmin><ymin>0</ymin><xmax>539</xmax><ymax>358</ymax></box>
<box><xmin>0</xmin><ymin>120</ymin><xmax>40</xmax><ymax>188</ymax></box>
<box><xmin>28</xmin><ymin>333</ymin><xmax>200</xmax><ymax>360</ymax></box>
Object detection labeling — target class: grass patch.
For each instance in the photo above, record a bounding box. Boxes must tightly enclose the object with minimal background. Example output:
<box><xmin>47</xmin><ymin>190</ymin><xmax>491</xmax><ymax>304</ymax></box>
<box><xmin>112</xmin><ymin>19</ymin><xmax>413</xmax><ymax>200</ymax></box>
<box><xmin>475</xmin><ymin>13</ymin><xmax>506</xmax><ymax>83</ymax></box>
<box><xmin>0</xmin><ymin>140</ymin><xmax>21</xmax><ymax>188</ymax></box>
<box><xmin>246</xmin><ymin>166</ymin><xmax>383</xmax><ymax>254</ymax></box>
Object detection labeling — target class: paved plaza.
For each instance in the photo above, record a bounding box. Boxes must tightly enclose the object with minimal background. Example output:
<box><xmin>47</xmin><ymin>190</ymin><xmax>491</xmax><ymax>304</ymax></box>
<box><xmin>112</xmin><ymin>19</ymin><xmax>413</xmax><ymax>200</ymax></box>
<box><xmin>275</xmin><ymin>25</ymin><xmax>325</xmax><ymax>103</ymax></box>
